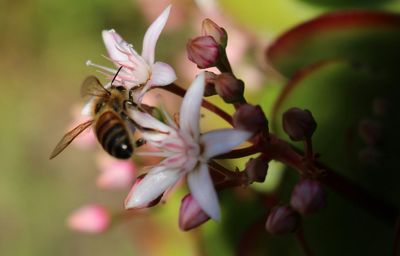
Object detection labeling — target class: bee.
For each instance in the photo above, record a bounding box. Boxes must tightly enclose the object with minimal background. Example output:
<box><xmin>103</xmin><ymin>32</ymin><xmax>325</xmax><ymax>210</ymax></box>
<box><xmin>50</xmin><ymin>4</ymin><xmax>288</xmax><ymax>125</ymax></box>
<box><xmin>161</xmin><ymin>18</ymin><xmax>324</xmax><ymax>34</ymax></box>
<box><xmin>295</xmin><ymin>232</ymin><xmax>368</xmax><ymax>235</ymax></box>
<box><xmin>50</xmin><ymin>71</ymin><xmax>145</xmax><ymax>160</ymax></box>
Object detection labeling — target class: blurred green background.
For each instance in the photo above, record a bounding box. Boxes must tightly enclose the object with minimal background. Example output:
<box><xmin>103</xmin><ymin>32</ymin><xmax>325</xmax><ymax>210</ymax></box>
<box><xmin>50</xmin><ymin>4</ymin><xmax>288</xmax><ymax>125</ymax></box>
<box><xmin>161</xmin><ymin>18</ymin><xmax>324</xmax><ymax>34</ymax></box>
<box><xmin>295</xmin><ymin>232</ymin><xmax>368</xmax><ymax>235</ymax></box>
<box><xmin>2</xmin><ymin>0</ymin><xmax>400</xmax><ymax>255</ymax></box>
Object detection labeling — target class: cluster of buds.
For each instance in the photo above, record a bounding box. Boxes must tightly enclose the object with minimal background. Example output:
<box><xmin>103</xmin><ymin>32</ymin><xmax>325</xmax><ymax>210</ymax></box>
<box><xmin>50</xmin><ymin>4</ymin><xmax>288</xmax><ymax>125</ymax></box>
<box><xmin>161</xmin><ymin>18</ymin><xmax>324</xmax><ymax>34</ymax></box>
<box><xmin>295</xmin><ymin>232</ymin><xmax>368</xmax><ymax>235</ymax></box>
<box><xmin>187</xmin><ymin>19</ymin><xmax>246</xmax><ymax>104</ymax></box>
<box><xmin>266</xmin><ymin>179</ymin><xmax>326</xmax><ymax>235</ymax></box>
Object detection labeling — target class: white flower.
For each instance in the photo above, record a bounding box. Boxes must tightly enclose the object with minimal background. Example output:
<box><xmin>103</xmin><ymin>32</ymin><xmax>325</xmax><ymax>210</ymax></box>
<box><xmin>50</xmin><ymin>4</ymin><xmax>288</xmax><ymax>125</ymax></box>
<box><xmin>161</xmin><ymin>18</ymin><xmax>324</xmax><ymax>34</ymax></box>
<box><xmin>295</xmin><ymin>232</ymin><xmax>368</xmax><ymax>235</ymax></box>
<box><xmin>124</xmin><ymin>72</ymin><xmax>252</xmax><ymax>220</ymax></box>
<box><xmin>87</xmin><ymin>5</ymin><xmax>177</xmax><ymax>100</ymax></box>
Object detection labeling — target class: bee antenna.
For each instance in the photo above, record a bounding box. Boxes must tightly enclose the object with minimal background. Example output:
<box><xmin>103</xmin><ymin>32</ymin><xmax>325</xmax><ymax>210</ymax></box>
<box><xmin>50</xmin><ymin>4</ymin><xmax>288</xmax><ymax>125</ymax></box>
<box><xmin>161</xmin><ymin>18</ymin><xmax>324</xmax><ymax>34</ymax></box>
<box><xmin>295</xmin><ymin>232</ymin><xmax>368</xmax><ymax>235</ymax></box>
<box><xmin>111</xmin><ymin>66</ymin><xmax>124</xmax><ymax>87</ymax></box>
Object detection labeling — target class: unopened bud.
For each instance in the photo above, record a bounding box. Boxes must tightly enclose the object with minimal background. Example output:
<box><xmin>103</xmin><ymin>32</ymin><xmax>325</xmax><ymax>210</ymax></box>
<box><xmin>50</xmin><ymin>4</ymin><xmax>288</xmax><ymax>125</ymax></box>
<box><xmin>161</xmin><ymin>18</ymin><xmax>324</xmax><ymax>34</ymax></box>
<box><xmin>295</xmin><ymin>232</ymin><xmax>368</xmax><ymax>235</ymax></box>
<box><xmin>187</xmin><ymin>36</ymin><xmax>220</xmax><ymax>69</ymax></box>
<box><xmin>214</xmin><ymin>73</ymin><xmax>244</xmax><ymax>103</ymax></box>
<box><xmin>358</xmin><ymin>119</ymin><xmax>381</xmax><ymax>146</ymax></box>
<box><xmin>245</xmin><ymin>156</ymin><xmax>268</xmax><ymax>183</ymax></box>
<box><xmin>67</xmin><ymin>204</ymin><xmax>110</xmax><ymax>234</ymax></box>
<box><xmin>290</xmin><ymin>179</ymin><xmax>326</xmax><ymax>215</ymax></box>
<box><xmin>282</xmin><ymin>108</ymin><xmax>317</xmax><ymax>141</ymax></box>
<box><xmin>204</xmin><ymin>71</ymin><xmax>217</xmax><ymax>96</ymax></box>
<box><xmin>201</xmin><ymin>18</ymin><xmax>227</xmax><ymax>48</ymax></box>
<box><xmin>266</xmin><ymin>205</ymin><xmax>299</xmax><ymax>235</ymax></box>
<box><xmin>233</xmin><ymin>104</ymin><xmax>268</xmax><ymax>134</ymax></box>
<box><xmin>179</xmin><ymin>194</ymin><xmax>210</xmax><ymax>231</ymax></box>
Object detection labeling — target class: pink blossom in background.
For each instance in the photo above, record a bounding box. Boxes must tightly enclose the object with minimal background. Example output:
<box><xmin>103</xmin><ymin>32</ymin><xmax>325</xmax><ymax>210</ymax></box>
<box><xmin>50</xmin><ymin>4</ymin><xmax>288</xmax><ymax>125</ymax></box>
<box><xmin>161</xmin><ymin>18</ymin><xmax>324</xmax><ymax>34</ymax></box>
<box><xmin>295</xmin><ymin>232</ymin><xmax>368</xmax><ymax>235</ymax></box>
<box><xmin>68</xmin><ymin>104</ymin><xmax>96</xmax><ymax>149</ymax></box>
<box><xmin>67</xmin><ymin>204</ymin><xmax>110</xmax><ymax>234</ymax></box>
<box><xmin>96</xmin><ymin>154</ymin><xmax>135</xmax><ymax>190</ymax></box>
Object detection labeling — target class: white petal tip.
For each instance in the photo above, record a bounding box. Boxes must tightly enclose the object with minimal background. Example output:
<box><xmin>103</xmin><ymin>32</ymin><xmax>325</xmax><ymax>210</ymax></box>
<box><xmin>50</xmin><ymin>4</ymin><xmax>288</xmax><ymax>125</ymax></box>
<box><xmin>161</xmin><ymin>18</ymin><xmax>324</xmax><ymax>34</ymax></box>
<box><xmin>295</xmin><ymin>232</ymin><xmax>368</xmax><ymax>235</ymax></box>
<box><xmin>86</xmin><ymin>60</ymin><xmax>92</xmax><ymax>66</ymax></box>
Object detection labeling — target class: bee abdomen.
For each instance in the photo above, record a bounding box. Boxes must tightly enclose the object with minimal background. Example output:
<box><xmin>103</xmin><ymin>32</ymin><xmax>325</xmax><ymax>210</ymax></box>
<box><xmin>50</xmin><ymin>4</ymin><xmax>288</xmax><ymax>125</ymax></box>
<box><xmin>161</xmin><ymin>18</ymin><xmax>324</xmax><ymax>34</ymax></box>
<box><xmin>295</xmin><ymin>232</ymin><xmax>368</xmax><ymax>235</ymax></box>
<box><xmin>95</xmin><ymin>111</ymin><xmax>133</xmax><ymax>159</ymax></box>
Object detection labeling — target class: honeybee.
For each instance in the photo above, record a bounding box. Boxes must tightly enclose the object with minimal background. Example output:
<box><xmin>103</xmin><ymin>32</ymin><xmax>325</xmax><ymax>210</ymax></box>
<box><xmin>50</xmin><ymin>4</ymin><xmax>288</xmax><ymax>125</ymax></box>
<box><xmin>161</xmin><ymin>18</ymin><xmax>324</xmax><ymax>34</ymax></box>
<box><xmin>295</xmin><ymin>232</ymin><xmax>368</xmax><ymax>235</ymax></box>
<box><xmin>50</xmin><ymin>73</ymin><xmax>145</xmax><ymax>159</ymax></box>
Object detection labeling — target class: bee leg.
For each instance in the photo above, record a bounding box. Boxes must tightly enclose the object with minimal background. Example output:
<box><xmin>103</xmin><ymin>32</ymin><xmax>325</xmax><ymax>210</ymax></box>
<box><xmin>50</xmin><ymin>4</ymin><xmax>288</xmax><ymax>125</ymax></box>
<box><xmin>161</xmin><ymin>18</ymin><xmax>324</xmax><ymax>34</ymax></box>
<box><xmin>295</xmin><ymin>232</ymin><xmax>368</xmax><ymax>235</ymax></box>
<box><xmin>135</xmin><ymin>138</ymin><xmax>146</xmax><ymax>148</ymax></box>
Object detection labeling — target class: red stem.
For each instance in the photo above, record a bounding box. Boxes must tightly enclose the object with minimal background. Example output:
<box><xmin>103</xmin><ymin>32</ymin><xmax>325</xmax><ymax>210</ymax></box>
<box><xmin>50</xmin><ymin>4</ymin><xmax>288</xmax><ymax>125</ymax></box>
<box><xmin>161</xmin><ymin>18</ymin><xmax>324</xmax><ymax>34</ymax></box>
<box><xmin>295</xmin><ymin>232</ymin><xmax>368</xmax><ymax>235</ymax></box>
<box><xmin>159</xmin><ymin>83</ymin><xmax>233</xmax><ymax>125</ymax></box>
<box><xmin>161</xmin><ymin>83</ymin><xmax>399</xmax><ymax>225</ymax></box>
<box><xmin>264</xmin><ymin>135</ymin><xmax>399</xmax><ymax>225</ymax></box>
<box><xmin>295</xmin><ymin>224</ymin><xmax>315</xmax><ymax>256</ymax></box>
<box><xmin>215</xmin><ymin>145</ymin><xmax>259</xmax><ymax>159</ymax></box>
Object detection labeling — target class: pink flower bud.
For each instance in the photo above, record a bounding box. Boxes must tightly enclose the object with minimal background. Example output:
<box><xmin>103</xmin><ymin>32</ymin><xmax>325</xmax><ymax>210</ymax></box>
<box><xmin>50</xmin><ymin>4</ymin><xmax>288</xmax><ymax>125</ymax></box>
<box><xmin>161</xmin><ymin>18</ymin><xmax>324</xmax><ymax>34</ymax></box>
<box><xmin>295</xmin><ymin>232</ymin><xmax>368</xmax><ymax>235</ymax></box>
<box><xmin>179</xmin><ymin>194</ymin><xmax>210</xmax><ymax>231</ymax></box>
<box><xmin>282</xmin><ymin>108</ymin><xmax>317</xmax><ymax>141</ymax></box>
<box><xmin>290</xmin><ymin>179</ymin><xmax>326</xmax><ymax>215</ymax></box>
<box><xmin>266</xmin><ymin>205</ymin><xmax>299</xmax><ymax>235</ymax></box>
<box><xmin>233</xmin><ymin>104</ymin><xmax>268</xmax><ymax>134</ymax></box>
<box><xmin>201</xmin><ymin>18</ymin><xmax>227</xmax><ymax>48</ymax></box>
<box><xmin>214</xmin><ymin>73</ymin><xmax>244</xmax><ymax>103</ymax></box>
<box><xmin>358</xmin><ymin>119</ymin><xmax>382</xmax><ymax>146</ymax></box>
<box><xmin>187</xmin><ymin>36</ymin><xmax>220</xmax><ymax>69</ymax></box>
<box><xmin>245</xmin><ymin>156</ymin><xmax>268</xmax><ymax>183</ymax></box>
<box><xmin>67</xmin><ymin>204</ymin><xmax>110</xmax><ymax>234</ymax></box>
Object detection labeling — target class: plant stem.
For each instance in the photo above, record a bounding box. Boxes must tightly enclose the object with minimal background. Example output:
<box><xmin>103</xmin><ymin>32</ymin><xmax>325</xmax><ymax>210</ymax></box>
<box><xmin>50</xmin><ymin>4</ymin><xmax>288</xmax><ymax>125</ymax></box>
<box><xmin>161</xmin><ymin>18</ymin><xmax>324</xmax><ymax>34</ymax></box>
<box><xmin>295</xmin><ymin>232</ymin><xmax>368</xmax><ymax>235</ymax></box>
<box><xmin>159</xmin><ymin>83</ymin><xmax>233</xmax><ymax>125</ymax></box>
<box><xmin>263</xmin><ymin>135</ymin><xmax>399</xmax><ymax>225</ymax></box>
<box><xmin>295</xmin><ymin>224</ymin><xmax>315</xmax><ymax>256</ymax></box>
<box><xmin>215</xmin><ymin>145</ymin><xmax>259</xmax><ymax>159</ymax></box>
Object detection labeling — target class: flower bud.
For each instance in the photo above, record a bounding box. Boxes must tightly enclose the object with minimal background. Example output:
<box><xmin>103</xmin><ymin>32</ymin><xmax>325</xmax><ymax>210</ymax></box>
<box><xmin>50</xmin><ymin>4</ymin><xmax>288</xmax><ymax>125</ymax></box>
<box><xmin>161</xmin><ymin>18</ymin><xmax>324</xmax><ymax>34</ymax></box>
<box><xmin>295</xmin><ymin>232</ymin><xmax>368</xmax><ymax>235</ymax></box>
<box><xmin>282</xmin><ymin>108</ymin><xmax>317</xmax><ymax>141</ymax></box>
<box><xmin>201</xmin><ymin>18</ymin><xmax>227</xmax><ymax>48</ymax></box>
<box><xmin>67</xmin><ymin>204</ymin><xmax>110</xmax><ymax>234</ymax></box>
<box><xmin>204</xmin><ymin>71</ymin><xmax>217</xmax><ymax>97</ymax></box>
<box><xmin>358</xmin><ymin>119</ymin><xmax>381</xmax><ymax>146</ymax></box>
<box><xmin>266</xmin><ymin>205</ymin><xmax>299</xmax><ymax>235</ymax></box>
<box><xmin>179</xmin><ymin>194</ymin><xmax>210</xmax><ymax>231</ymax></box>
<box><xmin>290</xmin><ymin>179</ymin><xmax>326</xmax><ymax>215</ymax></box>
<box><xmin>214</xmin><ymin>73</ymin><xmax>244</xmax><ymax>103</ymax></box>
<box><xmin>245</xmin><ymin>156</ymin><xmax>268</xmax><ymax>183</ymax></box>
<box><xmin>233</xmin><ymin>104</ymin><xmax>268</xmax><ymax>134</ymax></box>
<box><xmin>187</xmin><ymin>36</ymin><xmax>220</xmax><ymax>69</ymax></box>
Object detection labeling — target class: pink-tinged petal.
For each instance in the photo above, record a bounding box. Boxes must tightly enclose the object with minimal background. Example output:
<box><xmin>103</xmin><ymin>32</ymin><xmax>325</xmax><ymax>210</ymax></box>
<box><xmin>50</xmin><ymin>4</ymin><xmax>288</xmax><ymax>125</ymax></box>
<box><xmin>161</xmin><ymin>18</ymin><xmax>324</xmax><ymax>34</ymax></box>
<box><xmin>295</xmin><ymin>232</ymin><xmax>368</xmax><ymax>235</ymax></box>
<box><xmin>150</xmin><ymin>61</ymin><xmax>177</xmax><ymax>86</ymax></box>
<box><xmin>201</xmin><ymin>129</ymin><xmax>251</xmax><ymax>160</ymax></box>
<box><xmin>102</xmin><ymin>30</ymin><xmax>129</xmax><ymax>62</ymax></box>
<box><xmin>125</xmin><ymin>166</ymin><xmax>181</xmax><ymax>209</ymax></box>
<box><xmin>141</xmin><ymin>5</ymin><xmax>171</xmax><ymax>64</ymax></box>
<box><xmin>127</xmin><ymin>108</ymin><xmax>172</xmax><ymax>133</ymax></box>
<box><xmin>137</xmin><ymin>62</ymin><xmax>177</xmax><ymax>99</ymax></box>
<box><xmin>179</xmin><ymin>72</ymin><xmax>205</xmax><ymax>141</ymax></box>
<box><xmin>187</xmin><ymin>164</ymin><xmax>221</xmax><ymax>220</ymax></box>
<box><xmin>67</xmin><ymin>204</ymin><xmax>110</xmax><ymax>234</ymax></box>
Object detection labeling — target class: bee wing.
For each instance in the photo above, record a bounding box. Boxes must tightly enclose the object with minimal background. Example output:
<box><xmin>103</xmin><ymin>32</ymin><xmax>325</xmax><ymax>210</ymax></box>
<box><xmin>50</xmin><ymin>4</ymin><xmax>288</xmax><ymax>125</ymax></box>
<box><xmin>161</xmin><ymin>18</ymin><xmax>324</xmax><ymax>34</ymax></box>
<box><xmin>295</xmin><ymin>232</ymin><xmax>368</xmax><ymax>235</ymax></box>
<box><xmin>49</xmin><ymin>120</ymin><xmax>94</xmax><ymax>159</ymax></box>
<box><xmin>81</xmin><ymin>76</ymin><xmax>110</xmax><ymax>98</ymax></box>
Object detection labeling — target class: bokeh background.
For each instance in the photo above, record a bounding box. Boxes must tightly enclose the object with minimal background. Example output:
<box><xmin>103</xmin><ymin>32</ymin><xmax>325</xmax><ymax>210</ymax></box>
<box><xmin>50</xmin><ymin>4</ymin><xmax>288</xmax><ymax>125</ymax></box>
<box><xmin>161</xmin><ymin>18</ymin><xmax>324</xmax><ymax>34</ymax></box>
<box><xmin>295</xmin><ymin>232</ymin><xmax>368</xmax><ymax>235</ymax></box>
<box><xmin>2</xmin><ymin>0</ymin><xmax>400</xmax><ymax>255</ymax></box>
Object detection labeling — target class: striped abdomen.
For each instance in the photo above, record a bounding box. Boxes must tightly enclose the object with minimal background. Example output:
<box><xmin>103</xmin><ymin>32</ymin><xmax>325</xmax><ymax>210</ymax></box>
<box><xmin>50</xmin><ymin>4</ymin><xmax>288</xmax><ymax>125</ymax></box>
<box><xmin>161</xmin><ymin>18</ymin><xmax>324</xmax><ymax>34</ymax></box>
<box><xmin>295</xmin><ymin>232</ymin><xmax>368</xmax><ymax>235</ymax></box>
<box><xmin>95</xmin><ymin>111</ymin><xmax>133</xmax><ymax>159</ymax></box>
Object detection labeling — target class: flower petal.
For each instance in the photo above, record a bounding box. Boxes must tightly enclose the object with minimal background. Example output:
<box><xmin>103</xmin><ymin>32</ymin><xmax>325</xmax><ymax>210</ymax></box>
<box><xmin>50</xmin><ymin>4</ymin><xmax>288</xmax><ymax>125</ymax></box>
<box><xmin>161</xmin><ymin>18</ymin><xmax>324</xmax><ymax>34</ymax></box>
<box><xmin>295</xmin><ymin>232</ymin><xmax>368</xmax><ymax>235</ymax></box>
<box><xmin>201</xmin><ymin>129</ymin><xmax>251</xmax><ymax>159</ymax></box>
<box><xmin>125</xmin><ymin>166</ymin><xmax>181</xmax><ymax>209</ymax></box>
<box><xmin>138</xmin><ymin>61</ymin><xmax>177</xmax><ymax>98</ymax></box>
<box><xmin>127</xmin><ymin>108</ymin><xmax>172</xmax><ymax>133</ymax></box>
<box><xmin>150</xmin><ymin>62</ymin><xmax>177</xmax><ymax>86</ymax></box>
<box><xmin>141</xmin><ymin>5</ymin><xmax>171</xmax><ymax>64</ymax></box>
<box><xmin>179</xmin><ymin>72</ymin><xmax>205</xmax><ymax>141</ymax></box>
<box><xmin>102</xmin><ymin>30</ymin><xmax>129</xmax><ymax>62</ymax></box>
<box><xmin>187</xmin><ymin>163</ymin><xmax>221</xmax><ymax>220</ymax></box>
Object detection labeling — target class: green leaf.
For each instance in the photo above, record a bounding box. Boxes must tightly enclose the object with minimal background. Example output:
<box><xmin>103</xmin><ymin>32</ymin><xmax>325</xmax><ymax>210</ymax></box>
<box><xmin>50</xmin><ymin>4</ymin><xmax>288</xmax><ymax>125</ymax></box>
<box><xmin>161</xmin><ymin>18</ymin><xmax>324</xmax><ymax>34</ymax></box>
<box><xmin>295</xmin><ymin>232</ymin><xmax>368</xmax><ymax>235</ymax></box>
<box><xmin>267</xmin><ymin>10</ymin><xmax>400</xmax><ymax>77</ymax></box>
